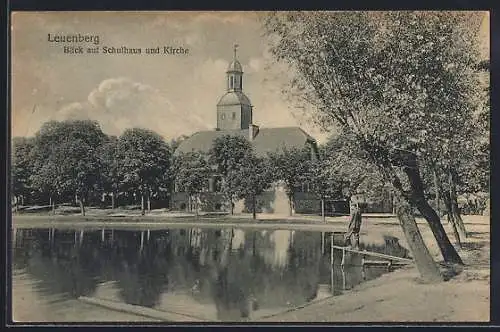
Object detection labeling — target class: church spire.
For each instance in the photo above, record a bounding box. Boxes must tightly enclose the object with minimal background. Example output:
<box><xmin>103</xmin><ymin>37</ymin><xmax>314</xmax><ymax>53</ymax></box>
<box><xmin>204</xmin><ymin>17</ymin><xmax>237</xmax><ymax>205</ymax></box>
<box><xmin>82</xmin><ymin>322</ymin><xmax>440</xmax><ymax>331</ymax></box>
<box><xmin>233</xmin><ymin>43</ymin><xmax>239</xmax><ymax>60</ymax></box>
<box><xmin>217</xmin><ymin>44</ymin><xmax>253</xmax><ymax>130</ymax></box>
<box><xmin>226</xmin><ymin>43</ymin><xmax>243</xmax><ymax>91</ymax></box>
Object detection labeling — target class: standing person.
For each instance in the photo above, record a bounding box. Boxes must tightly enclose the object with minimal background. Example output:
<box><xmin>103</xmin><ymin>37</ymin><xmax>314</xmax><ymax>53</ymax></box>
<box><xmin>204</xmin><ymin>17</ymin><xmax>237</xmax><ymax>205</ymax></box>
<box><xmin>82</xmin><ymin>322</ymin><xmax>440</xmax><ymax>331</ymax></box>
<box><xmin>344</xmin><ymin>201</ymin><xmax>362</xmax><ymax>249</ymax></box>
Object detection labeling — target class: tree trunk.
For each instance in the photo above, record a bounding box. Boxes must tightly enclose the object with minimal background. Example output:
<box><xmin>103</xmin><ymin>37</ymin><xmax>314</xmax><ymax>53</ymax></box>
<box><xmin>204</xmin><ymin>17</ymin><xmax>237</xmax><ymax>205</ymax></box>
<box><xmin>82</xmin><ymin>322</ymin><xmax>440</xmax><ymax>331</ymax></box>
<box><xmin>402</xmin><ymin>164</ymin><xmax>463</xmax><ymax>265</ymax></box>
<box><xmin>288</xmin><ymin>194</ymin><xmax>293</xmax><ymax>216</ymax></box>
<box><xmin>391</xmin><ymin>193</ymin><xmax>397</xmax><ymax>214</ymax></box>
<box><xmin>141</xmin><ymin>192</ymin><xmax>145</xmax><ymax>216</ymax></box>
<box><xmin>252</xmin><ymin>195</ymin><xmax>257</xmax><ymax>220</ymax></box>
<box><xmin>78</xmin><ymin>196</ymin><xmax>85</xmax><ymax>216</ymax></box>
<box><xmin>433</xmin><ymin>169</ymin><xmax>440</xmax><ymax>216</ymax></box>
<box><xmin>442</xmin><ymin>191</ymin><xmax>462</xmax><ymax>248</ymax></box>
<box><xmin>230</xmin><ymin>198</ymin><xmax>234</xmax><ymax>215</ymax></box>
<box><xmin>111</xmin><ymin>191</ymin><xmax>116</xmax><ymax>209</ymax></box>
<box><xmin>147</xmin><ymin>192</ymin><xmax>151</xmax><ymax>212</ymax></box>
<box><xmin>449</xmin><ymin>171</ymin><xmax>468</xmax><ymax>239</ymax></box>
<box><xmin>195</xmin><ymin>194</ymin><xmax>199</xmax><ymax>217</ymax></box>
<box><xmin>396</xmin><ymin>201</ymin><xmax>443</xmax><ymax>283</ymax></box>
<box><xmin>321</xmin><ymin>198</ymin><xmax>325</xmax><ymax>223</ymax></box>
<box><xmin>447</xmin><ymin>213</ymin><xmax>462</xmax><ymax>248</ymax></box>
<box><xmin>51</xmin><ymin>195</ymin><xmax>56</xmax><ymax>215</ymax></box>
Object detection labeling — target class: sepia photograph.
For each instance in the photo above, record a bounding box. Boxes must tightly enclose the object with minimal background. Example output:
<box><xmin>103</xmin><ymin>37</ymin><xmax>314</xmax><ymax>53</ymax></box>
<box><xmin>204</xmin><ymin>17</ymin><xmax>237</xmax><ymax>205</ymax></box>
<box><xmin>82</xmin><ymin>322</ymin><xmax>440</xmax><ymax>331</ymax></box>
<box><xmin>10</xmin><ymin>11</ymin><xmax>490</xmax><ymax>323</ymax></box>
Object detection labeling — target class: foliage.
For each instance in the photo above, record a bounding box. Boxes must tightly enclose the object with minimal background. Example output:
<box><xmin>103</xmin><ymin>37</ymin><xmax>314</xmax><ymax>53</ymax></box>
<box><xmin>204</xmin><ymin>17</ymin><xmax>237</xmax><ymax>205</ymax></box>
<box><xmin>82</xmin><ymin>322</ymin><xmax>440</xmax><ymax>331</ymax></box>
<box><xmin>267</xmin><ymin>146</ymin><xmax>312</xmax><ymax>198</ymax></box>
<box><xmin>321</xmin><ymin>133</ymin><xmax>388</xmax><ymax>201</ymax></box>
<box><xmin>11</xmin><ymin>137</ymin><xmax>35</xmax><ymax>200</ymax></box>
<box><xmin>209</xmin><ymin>135</ymin><xmax>253</xmax><ymax>177</ymax></box>
<box><xmin>226</xmin><ymin>153</ymin><xmax>273</xmax><ymax>218</ymax></box>
<box><xmin>209</xmin><ymin>135</ymin><xmax>254</xmax><ymax>211</ymax></box>
<box><xmin>116</xmin><ymin>128</ymin><xmax>172</xmax><ymax>198</ymax></box>
<box><xmin>96</xmin><ymin>135</ymin><xmax>120</xmax><ymax>194</ymax></box>
<box><xmin>29</xmin><ymin>120</ymin><xmax>107</xmax><ymax>207</ymax></box>
<box><xmin>174</xmin><ymin>151</ymin><xmax>212</xmax><ymax>211</ymax></box>
<box><xmin>262</xmin><ymin>12</ymin><xmax>483</xmax><ymax>166</ymax></box>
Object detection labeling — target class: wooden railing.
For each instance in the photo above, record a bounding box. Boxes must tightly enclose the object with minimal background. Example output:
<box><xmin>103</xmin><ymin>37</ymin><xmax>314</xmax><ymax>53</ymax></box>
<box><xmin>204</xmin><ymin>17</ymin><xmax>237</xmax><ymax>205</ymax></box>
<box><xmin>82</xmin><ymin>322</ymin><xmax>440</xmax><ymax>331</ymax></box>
<box><xmin>329</xmin><ymin>234</ymin><xmax>414</xmax><ymax>292</ymax></box>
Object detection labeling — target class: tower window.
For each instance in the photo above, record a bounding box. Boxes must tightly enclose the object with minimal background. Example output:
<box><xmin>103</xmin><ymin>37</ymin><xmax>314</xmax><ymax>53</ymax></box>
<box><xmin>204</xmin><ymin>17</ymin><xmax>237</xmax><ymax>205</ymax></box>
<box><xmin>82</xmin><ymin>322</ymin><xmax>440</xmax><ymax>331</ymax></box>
<box><xmin>232</xmin><ymin>112</ymin><xmax>236</xmax><ymax>120</ymax></box>
<box><xmin>221</xmin><ymin>114</ymin><xmax>225</xmax><ymax>120</ymax></box>
<box><xmin>230</xmin><ymin>76</ymin><xmax>234</xmax><ymax>89</ymax></box>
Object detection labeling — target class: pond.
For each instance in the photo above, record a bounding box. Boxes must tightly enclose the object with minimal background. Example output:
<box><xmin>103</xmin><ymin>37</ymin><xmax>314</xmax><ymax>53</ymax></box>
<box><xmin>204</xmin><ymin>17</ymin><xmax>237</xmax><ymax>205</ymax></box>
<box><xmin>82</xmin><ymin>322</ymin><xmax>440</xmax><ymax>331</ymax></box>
<box><xmin>11</xmin><ymin>226</ymin><xmax>411</xmax><ymax>322</ymax></box>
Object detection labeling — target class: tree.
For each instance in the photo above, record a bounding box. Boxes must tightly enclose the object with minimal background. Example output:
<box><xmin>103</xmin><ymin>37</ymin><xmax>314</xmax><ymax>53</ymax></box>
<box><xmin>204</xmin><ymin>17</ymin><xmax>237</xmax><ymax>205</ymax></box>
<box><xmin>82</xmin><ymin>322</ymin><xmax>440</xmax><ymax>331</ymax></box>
<box><xmin>308</xmin><ymin>156</ymin><xmax>342</xmax><ymax>222</ymax></box>
<box><xmin>227</xmin><ymin>153</ymin><xmax>273</xmax><ymax>219</ymax></box>
<box><xmin>209</xmin><ymin>135</ymin><xmax>254</xmax><ymax>214</ymax></box>
<box><xmin>30</xmin><ymin>120</ymin><xmax>106</xmax><ymax>215</ymax></box>
<box><xmin>11</xmin><ymin>137</ymin><xmax>35</xmax><ymax>209</ymax></box>
<box><xmin>267</xmin><ymin>147</ymin><xmax>312</xmax><ymax>216</ymax></box>
<box><xmin>321</xmin><ymin>133</ymin><xmax>389</xmax><ymax>210</ymax></box>
<box><xmin>116</xmin><ymin>128</ymin><xmax>172</xmax><ymax>215</ymax></box>
<box><xmin>426</xmin><ymin>56</ymin><xmax>490</xmax><ymax>242</ymax></box>
<box><xmin>262</xmin><ymin>11</ymin><xmax>484</xmax><ymax>280</ymax></box>
<box><xmin>174</xmin><ymin>151</ymin><xmax>212</xmax><ymax>216</ymax></box>
<box><xmin>97</xmin><ymin>135</ymin><xmax>120</xmax><ymax>209</ymax></box>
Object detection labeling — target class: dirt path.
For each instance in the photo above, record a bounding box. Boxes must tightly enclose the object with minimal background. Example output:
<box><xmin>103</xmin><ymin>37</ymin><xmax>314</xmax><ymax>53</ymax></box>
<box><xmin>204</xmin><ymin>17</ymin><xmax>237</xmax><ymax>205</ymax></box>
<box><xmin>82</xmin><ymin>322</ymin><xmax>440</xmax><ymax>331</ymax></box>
<box><xmin>257</xmin><ymin>216</ymin><xmax>490</xmax><ymax>322</ymax></box>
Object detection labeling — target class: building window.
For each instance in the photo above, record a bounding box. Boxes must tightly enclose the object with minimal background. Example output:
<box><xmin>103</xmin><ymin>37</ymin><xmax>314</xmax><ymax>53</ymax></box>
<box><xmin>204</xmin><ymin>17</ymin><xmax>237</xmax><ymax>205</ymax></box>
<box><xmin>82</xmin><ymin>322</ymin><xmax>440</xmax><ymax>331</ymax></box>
<box><xmin>232</xmin><ymin>112</ymin><xmax>236</xmax><ymax>120</ymax></box>
<box><xmin>221</xmin><ymin>113</ymin><xmax>225</xmax><ymax>120</ymax></box>
<box><xmin>230</xmin><ymin>76</ymin><xmax>234</xmax><ymax>89</ymax></box>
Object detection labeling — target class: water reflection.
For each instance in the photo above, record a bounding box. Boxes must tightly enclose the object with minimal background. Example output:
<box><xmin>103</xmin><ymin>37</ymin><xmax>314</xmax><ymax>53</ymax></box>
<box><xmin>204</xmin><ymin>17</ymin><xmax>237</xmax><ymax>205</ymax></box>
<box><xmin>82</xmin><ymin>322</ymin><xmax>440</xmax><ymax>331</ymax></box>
<box><xmin>12</xmin><ymin>227</ymin><xmax>409</xmax><ymax>322</ymax></box>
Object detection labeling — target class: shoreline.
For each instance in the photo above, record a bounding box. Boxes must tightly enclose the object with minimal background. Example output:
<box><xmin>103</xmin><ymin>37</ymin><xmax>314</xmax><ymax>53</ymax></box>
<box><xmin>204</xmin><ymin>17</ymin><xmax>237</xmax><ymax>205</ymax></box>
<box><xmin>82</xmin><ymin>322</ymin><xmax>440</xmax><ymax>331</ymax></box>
<box><xmin>11</xmin><ymin>214</ymin><xmax>490</xmax><ymax>322</ymax></box>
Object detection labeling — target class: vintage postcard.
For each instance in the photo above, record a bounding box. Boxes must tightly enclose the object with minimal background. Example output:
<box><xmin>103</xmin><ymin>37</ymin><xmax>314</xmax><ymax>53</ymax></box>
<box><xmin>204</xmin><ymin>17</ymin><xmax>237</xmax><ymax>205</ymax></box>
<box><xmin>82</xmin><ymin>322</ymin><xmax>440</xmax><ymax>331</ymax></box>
<box><xmin>10</xmin><ymin>11</ymin><xmax>490</xmax><ymax>323</ymax></box>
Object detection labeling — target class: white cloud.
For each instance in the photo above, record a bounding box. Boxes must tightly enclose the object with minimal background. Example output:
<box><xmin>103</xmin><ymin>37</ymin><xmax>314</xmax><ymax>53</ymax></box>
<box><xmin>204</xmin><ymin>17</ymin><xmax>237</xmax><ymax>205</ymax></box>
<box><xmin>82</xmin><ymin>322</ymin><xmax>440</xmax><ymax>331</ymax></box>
<box><xmin>53</xmin><ymin>77</ymin><xmax>209</xmax><ymax>140</ymax></box>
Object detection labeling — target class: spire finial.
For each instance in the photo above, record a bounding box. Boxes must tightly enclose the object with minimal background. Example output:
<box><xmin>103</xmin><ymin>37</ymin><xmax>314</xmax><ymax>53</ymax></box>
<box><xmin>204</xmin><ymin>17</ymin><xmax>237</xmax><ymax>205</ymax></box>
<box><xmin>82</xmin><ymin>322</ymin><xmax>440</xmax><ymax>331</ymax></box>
<box><xmin>233</xmin><ymin>43</ymin><xmax>239</xmax><ymax>60</ymax></box>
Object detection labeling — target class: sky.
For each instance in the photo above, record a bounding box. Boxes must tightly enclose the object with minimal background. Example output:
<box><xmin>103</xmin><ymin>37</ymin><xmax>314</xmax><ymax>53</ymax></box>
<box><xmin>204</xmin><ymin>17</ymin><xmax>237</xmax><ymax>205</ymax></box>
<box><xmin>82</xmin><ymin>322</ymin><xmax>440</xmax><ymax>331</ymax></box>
<box><xmin>10</xmin><ymin>11</ymin><xmax>490</xmax><ymax>143</ymax></box>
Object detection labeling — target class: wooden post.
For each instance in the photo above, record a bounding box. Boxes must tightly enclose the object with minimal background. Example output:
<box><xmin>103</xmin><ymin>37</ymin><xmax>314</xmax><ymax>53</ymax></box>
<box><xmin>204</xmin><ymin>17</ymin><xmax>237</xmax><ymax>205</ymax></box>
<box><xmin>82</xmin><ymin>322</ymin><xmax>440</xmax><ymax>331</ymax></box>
<box><xmin>330</xmin><ymin>233</ymin><xmax>334</xmax><ymax>295</ymax></box>
<box><xmin>342</xmin><ymin>267</ymin><xmax>347</xmax><ymax>291</ymax></box>
<box><xmin>341</xmin><ymin>248</ymin><xmax>346</xmax><ymax>267</ymax></box>
<box><xmin>387</xmin><ymin>260</ymin><xmax>393</xmax><ymax>272</ymax></box>
<box><xmin>341</xmin><ymin>248</ymin><xmax>346</xmax><ymax>290</ymax></box>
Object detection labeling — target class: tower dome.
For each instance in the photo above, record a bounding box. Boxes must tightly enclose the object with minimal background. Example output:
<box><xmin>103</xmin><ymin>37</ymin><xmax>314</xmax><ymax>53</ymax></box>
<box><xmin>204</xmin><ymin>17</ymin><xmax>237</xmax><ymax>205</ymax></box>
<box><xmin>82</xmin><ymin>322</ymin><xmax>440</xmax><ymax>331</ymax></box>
<box><xmin>217</xmin><ymin>91</ymin><xmax>251</xmax><ymax>107</ymax></box>
<box><xmin>227</xmin><ymin>59</ymin><xmax>243</xmax><ymax>73</ymax></box>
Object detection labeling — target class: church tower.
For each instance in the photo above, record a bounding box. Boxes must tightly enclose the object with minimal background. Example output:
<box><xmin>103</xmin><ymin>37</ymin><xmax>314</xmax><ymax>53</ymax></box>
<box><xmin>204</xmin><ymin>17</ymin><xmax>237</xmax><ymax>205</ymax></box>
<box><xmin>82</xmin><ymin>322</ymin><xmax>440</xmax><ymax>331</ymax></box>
<box><xmin>216</xmin><ymin>44</ymin><xmax>253</xmax><ymax>130</ymax></box>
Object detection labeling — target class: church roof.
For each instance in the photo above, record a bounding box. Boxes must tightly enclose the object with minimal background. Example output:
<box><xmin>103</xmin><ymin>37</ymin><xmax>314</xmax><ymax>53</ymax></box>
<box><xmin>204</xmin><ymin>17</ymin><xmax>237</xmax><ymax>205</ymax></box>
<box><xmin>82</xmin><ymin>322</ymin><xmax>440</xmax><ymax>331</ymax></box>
<box><xmin>174</xmin><ymin>127</ymin><xmax>317</xmax><ymax>158</ymax></box>
<box><xmin>217</xmin><ymin>91</ymin><xmax>252</xmax><ymax>106</ymax></box>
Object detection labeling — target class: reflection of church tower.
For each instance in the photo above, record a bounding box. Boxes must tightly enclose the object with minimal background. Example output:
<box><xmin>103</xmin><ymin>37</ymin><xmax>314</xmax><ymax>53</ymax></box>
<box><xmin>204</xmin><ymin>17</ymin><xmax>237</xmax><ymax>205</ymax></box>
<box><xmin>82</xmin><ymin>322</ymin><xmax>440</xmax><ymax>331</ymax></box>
<box><xmin>216</xmin><ymin>44</ymin><xmax>253</xmax><ymax>130</ymax></box>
